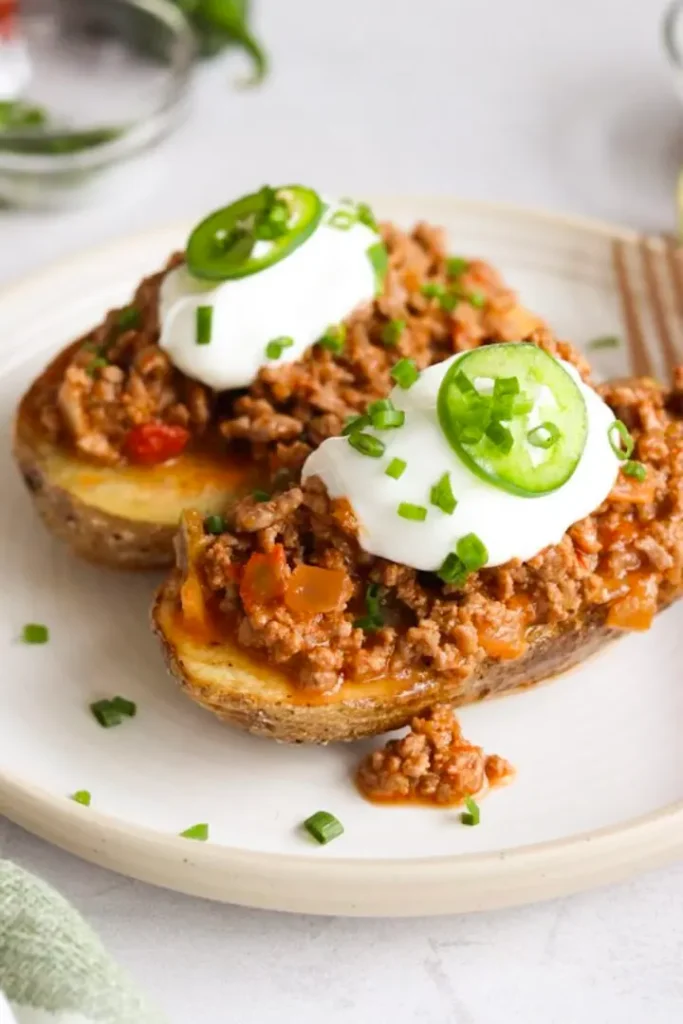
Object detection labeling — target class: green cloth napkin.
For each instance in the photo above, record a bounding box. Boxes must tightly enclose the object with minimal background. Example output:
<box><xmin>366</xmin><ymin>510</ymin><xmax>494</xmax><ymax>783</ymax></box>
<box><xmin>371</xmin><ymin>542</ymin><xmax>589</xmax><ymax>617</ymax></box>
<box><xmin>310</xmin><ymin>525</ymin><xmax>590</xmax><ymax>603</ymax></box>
<box><xmin>0</xmin><ymin>860</ymin><xmax>164</xmax><ymax>1023</ymax></box>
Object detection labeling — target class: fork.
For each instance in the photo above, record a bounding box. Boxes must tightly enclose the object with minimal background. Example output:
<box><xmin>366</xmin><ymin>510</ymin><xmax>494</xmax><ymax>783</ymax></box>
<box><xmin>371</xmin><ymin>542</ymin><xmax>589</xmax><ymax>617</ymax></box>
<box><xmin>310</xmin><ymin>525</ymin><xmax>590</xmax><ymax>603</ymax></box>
<box><xmin>613</xmin><ymin>234</ymin><xmax>683</xmax><ymax>379</ymax></box>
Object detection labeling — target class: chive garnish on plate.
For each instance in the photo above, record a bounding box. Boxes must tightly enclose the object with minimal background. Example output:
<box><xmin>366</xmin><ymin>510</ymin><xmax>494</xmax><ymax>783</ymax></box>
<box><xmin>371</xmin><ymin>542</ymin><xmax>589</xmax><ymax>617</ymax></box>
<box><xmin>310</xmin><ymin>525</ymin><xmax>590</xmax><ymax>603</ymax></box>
<box><xmin>70</xmin><ymin>790</ymin><xmax>91</xmax><ymax>807</ymax></box>
<box><xmin>461</xmin><ymin>796</ymin><xmax>480</xmax><ymax>826</ymax></box>
<box><xmin>21</xmin><ymin>623</ymin><xmax>49</xmax><ymax>644</ymax></box>
<box><xmin>303</xmin><ymin>811</ymin><xmax>344</xmax><ymax>845</ymax></box>
<box><xmin>588</xmin><ymin>335</ymin><xmax>620</xmax><ymax>350</ymax></box>
<box><xmin>179</xmin><ymin>823</ymin><xmax>209</xmax><ymax>841</ymax></box>
<box><xmin>90</xmin><ymin>696</ymin><xmax>137</xmax><ymax>729</ymax></box>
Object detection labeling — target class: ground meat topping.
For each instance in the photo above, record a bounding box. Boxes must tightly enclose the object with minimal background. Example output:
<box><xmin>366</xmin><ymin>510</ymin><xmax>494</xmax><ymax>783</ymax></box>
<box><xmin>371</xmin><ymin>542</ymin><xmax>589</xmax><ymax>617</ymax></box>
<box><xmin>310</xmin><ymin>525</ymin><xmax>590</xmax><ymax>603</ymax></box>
<box><xmin>185</xmin><ymin>372</ymin><xmax>683</xmax><ymax>693</ymax></box>
<box><xmin>40</xmin><ymin>224</ymin><xmax>543</xmax><ymax>466</ymax></box>
<box><xmin>356</xmin><ymin>704</ymin><xmax>514</xmax><ymax>806</ymax></box>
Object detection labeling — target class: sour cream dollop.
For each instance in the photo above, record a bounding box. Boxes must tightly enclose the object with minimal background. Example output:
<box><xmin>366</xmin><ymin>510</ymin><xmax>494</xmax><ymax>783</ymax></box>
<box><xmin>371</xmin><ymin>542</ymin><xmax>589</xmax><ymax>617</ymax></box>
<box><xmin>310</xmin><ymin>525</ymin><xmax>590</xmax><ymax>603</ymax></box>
<box><xmin>158</xmin><ymin>202</ymin><xmax>379</xmax><ymax>391</ymax></box>
<box><xmin>303</xmin><ymin>353</ymin><xmax>621</xmax><ymax>571</ymax></box>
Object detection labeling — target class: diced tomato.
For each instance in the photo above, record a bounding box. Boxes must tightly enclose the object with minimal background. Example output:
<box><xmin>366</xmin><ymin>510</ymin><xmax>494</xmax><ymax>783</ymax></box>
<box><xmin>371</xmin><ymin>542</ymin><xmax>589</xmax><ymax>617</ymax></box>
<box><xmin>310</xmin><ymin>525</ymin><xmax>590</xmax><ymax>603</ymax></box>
<box><xmin>239</xmin><ymin>546</ymin><xmax>288</xmax><ymax>614</ymax></box>
<box><xmin>124</xmin><ymin>422</ymin><xmax>190</xmax><ymax>465</ymax></box>
<box><xmin>284</xmin><ymin>564</ymin><xmax>348</xmax><ymax>618</ymax></box>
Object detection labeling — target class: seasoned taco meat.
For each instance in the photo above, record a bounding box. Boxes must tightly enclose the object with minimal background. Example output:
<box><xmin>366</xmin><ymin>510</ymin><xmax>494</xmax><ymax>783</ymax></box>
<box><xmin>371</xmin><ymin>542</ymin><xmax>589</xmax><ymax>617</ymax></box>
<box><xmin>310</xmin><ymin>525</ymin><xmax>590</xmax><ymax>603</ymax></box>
<box><xmin>35</xmin><ymin>223</ymin><xmax>542</xmax><ymax>468</ymax></box>
<box><xmin>175</xmin><ymin>367</ymin><xmax>683</xmax><ymax>696</ymax></box>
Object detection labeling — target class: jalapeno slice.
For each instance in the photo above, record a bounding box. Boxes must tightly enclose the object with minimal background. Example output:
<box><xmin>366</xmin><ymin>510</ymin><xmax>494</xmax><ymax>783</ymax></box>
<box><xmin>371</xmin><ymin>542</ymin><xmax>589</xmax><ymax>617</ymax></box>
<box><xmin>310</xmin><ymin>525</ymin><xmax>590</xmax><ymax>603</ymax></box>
<box><xmin>186</xmin><ymin>185</ymin><xmax>324</xmax><ymax>281</ymax></box>
<box><xmin>437</xmin><ymin>343</ymin><xmax>588</xmax><ymax>496</ymax></box>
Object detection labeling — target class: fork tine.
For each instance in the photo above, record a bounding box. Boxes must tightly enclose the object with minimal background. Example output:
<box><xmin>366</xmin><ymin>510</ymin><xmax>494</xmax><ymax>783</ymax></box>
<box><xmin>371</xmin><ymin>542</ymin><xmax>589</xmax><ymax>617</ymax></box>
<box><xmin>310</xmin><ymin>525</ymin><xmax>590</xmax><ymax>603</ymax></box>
<box><xmin>612</xmin><ymin>239</ymin><xmax>652</xmax><ymax>377</ymax></box>
<box><xmin>639</xmin><ymin>237</ymin><xmax>680</xmax><ymax>376</ymax></box>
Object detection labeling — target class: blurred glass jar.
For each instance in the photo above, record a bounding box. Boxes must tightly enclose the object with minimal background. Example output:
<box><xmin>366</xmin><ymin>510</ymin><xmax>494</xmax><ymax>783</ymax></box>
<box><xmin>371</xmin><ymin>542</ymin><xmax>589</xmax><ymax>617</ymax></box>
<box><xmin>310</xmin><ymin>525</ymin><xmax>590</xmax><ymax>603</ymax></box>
<box><xmin>0</xmin><ymin>0</ymin><xmax>195</xmax><ymax>209</ymax></box>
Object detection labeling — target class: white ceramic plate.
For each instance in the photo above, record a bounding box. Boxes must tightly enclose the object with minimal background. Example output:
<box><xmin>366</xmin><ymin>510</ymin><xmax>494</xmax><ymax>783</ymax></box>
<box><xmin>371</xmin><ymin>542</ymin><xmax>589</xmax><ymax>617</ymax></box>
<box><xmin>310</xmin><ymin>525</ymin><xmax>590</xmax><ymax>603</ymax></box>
<box><xmin>1</xmin><ymin>198</ymin><xmax>682</xmax><ymax>916</ymax></box>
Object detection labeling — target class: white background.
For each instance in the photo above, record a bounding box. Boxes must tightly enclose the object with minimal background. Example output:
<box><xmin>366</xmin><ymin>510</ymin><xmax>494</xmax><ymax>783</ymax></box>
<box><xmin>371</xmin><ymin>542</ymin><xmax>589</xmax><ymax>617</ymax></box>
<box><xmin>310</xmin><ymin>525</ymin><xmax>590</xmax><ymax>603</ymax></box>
<box><xmin>2</xmin><ymin>0</ymin><xmax>683</xmax><ymax>1021</ymax></box>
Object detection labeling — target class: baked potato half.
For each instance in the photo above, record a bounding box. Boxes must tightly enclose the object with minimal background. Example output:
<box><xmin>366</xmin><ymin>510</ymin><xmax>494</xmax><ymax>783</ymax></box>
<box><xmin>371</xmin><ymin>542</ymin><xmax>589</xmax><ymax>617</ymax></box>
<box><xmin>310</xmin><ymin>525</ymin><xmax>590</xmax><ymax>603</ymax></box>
<box><xmin>13</xmin><ymin>344</ymin><xmax>260</xmax><ymax>570</ymax></box>
<box><xmin>152</xmin><ymin>569</ymin><xmax>619</xmax><ymax>744</ymax></box>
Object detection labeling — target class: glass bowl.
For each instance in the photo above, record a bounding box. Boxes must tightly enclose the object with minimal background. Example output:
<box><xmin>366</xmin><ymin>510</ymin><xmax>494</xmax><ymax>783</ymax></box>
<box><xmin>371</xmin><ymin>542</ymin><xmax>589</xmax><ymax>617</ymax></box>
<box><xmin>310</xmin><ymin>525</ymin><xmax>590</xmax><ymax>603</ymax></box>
<box><xmin>0</xmin><ymin>0</ymin><xmax>195</xmax><ymax>209</ymax></box>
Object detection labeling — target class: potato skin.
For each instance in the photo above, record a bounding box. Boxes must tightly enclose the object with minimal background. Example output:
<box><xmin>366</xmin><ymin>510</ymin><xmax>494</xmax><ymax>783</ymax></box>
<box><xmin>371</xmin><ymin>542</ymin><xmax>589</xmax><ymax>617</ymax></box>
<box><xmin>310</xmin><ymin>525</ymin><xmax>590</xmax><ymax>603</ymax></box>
<box><xmin>152</xmin><ymin>571</ymin><xmax>619</xmax><ymax>744</ymax></box>
<box><xmin>13</xmin><ymin>343</ymin><xmax>260</xmax><ymax>570</ymax></box>
<box><xmin>14</xmin><ymin>429</ymin><xmax>177</xmax><ymax>569</ymax></box>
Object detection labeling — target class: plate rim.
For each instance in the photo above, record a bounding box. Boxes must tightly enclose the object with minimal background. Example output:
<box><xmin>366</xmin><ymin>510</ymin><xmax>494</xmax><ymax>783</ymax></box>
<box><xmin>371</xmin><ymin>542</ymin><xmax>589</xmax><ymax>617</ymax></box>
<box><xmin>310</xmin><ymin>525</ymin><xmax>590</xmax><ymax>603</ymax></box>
<box><xmin>1</xmin><ymin>196</ymin><xmax>681</xmax><ymax>916</ymax></box>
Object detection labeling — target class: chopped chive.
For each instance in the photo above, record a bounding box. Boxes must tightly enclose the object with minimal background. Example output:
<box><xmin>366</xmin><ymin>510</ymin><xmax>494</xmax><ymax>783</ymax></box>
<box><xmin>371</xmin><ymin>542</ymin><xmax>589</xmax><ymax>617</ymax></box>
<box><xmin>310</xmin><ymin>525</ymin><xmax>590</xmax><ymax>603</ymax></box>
<box><xmin>368</xmin><ymin>398</ymin><xmax>405</xmax><ymax>430</ymax></box>
<box><xmin>512</xmin><ymin>394</ymin><xmax>534</xmax><ymax>416</ymax></box>
<box><xmin>468</xmin><ymin>291</ymin><xmax>486</xmax><ymax>309</ymax></box>
<box><xmin>373</xmin><ymin>409</ymin><xmax>405</xmax><ymax>429</ymax></box>
<box><xmin>303</xmin><ymin>810</ymin><xmax>344</xmax><ymax>845</ymax></box>
<box><xmin>328</xmin><ymin>209</ymin><xmax>356</xmax><ymax>230</ymax></box>
<box><xmin>397</xmin><ymin>502</ymin><xmax>427</xmax><ymax>522</ymax></box>
<box><xmin>491</xmin><ymin>393</ymin><xmax>515</xmax><ymax>422</ymax></box>
<box><xmin>265</xmin><ymin>335</ymin><xmax>294</xmax><ymax>359</ymax></box>
<box><xmin>439</xmin><ymin>291</ymin><xmax>461</xmax><ymax>313</ymax></box>
<box><xmin>111</xmin><ymin>696</ymin><xmax>137</xmax><ymax>718</ymax></box>
<box><xmin>485</xmin><ymin>420</ymin><xmax>514</xmax><ymax>454</ymax></box>
<box><xmin>90</xmin><ymin>700</ymin><xmax>123</xmax><ymax>729</ymax></box>
<box><xmin>342</xmin><ymin>413</ymin><xmax>370</xmax><ymax>436</ymax></box>
<box><xmin>117</xmin><ymin>306</ymin><xmax>140</xmax><ymax>330</ymax></box>
<box><xmin>623</xmin><ymin>460</ymin><xmax>647</xmax><ymax>481</ymax></box>
<box><xmin>179</xmin><ymin>823</ymin><xmax>209</xmax><ymax>841</ymax></box>
<box><xmin>457</xmin><ymin>533</ymin><xmax>488</xmax><ymax>572</ymax></box>
<box><xmin>493</xmin><ymin>376</ymin><xmax>520</xmax><ymax>398</ymax></box>
<box><xmin>348</xmin><ymin>432</ymin><xmax>386</xmax><ymax>458</ymax></box>
<box><xmin>461</xmin><ymin>796</ymin><xmax>480</xmax><ymax>826</ymax></box>
<box><xmin>421</xmin><ymin>281</ymin><xmax>446</xmax><ymax>299</ymax></box>
<box><xmin>89</xmin><ymin>696</ymin><xmax>135</xmax><ymax>728</ymax></box>
<box><xmin>71</xmin><ymin>790</ymin><xmax>91</xmax><ymax>807</ymax></box>
<box><xmin>21</xmin><ymin>623</ymin><xmax>49</xmax><ymax>644</ymax></box>
<box><xmin>366</xmin><ymin>242</ymin><xmax>389</xmax><ymax>295</ymax></box>
<box><xmin>430</xmin><ymin>472</ymin><xmax>457</xmax><ymax>515</ymax></box>
<box><xmin>446</xmin><ymin>256</ymin><xmax>469</xmax><ymax>278</ymax></box>
<box><xmin>458</xmin><ymin>423</ymin><xmax>486</xmax><ymax>445</ymax></box>
<box><xmin>386</xmin><ymin>457</ymin><xmax>407</xmax><ymax>479</ymax></box>
<box><xmin>354</xmin><ymin>581</ymin><xmax>385</xmax><ymax>632</ymax></box>
<box><xmin>319</xmin><ymin>323</ymin><xmax>346</xmax><ymax>354</ymax></box>
<box><xmin>86</xmin><ymin>356</ymin><xmax>109</xmax><ymax>377</ymax></box>
<box><xmin>204</xmin><ymin>514</ymin><xmax>226</xmax><ymax>534</ymax></box>
<box><xmin>454</xmin><ymin>370</ymin><xmax>476</xmax><ymax>395</ymax></box>
<box><xmin>391</xmin><ymin>358</ymin><xmax>419</xmax><ymax>389</ymax></box>
<box><xmin>437</xmin><ymin>552</ymin><xmax>468</xmax><ymax>585</ymax></box>
<box><xmin>588</xmin><ymin>335</ymin><xmax>621</xmax><ymax>350</ymax></box>
<box><xmin>381</xmin><ymin>318</ymin><xmax>406</xmax><ymax>346</ymax></box>
<box><xmin>527</xmin><ymin>422</ymin><xmax>560</xmax><ymax>449</ymax></box>
<box><xmin>253</xmin><ymin>489</ymin><xmax>271</xmax><ymax>502</ymax></box>
<box><xmin>196</xmin><ymin>305</ymin><xmax>213</xmax><ymax>345</ymax></box>
<box><xmin>608</xmin><ymin>420</ymin><xmax>634</xmax><ymax>461</ymax></box>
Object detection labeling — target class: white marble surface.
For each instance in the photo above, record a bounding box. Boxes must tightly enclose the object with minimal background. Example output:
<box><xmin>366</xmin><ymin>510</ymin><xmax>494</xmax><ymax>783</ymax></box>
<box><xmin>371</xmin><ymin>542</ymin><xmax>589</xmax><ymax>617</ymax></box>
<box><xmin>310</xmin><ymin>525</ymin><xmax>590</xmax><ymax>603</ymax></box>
<box><xmin>2</xmin><ymin>0</ymin><xmax>683</xmax><ymax>1021</ymax></box>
